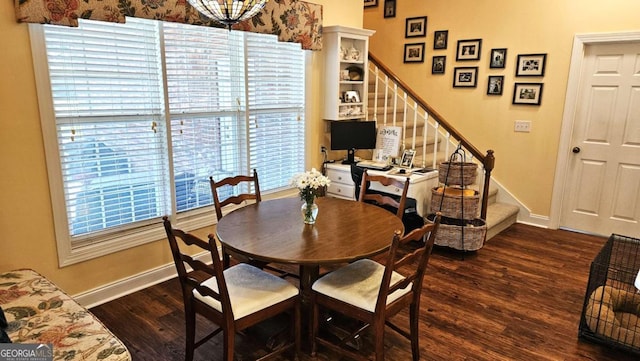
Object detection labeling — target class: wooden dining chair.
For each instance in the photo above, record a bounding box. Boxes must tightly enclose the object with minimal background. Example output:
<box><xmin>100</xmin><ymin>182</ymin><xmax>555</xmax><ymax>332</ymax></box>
<box><xmin>162</xmin><ymin>216</ymin><xmax>300</xmax><ymax>361</ymax></box>
<box><xmin>357</xmin><ymin>169</ymin><xmax>410</xmax><ymax>220</ymax></box>
<box><xmin>310</xmin><ymin>214</ymin><xmax>442</xmax><ymax>361</ymax></box>
<box><xmin>210</xmin><ymin>169</ymin><xmax>298</xmax><ymax>278</ymax></box>
<box><xmin>210</xmin><ymin>169</ymin><xmax>261</xmax><ymax>268</ymax></box>
<box><xmin>210</xmin><ymin>169</ymin><xmax>262</xmax><ymax>222</ymax></box>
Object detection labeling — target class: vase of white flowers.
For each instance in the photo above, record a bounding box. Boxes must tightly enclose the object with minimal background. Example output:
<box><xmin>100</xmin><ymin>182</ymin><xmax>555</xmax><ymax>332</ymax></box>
<box><xmin>290</xmin><ymin>168</ymin><xmax>331</xmax><ymax>224</ymax></box>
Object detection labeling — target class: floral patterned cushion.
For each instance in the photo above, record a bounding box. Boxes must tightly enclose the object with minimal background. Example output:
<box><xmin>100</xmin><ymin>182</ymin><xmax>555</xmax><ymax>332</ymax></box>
<box><xmin>0</xmin><ymin>269</ymin><xmax>131</xmax><ymax>360</ymax></box>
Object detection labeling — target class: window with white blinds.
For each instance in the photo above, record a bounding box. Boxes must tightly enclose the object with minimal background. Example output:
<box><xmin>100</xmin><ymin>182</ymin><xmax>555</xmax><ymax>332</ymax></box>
<box><xmin>36</xmin><ymin>17</ymin><xmax>305</xmax><ymax>263</ymax></box>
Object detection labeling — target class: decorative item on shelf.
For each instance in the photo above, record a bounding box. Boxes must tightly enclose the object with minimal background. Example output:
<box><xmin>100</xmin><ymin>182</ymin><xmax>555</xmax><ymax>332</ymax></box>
<box><xmin>347</xmin><ymin>46</ymin><xmax>361</xmax><ymax>61</ymax></box>
<box><xmin>346</xmin><ymin>66</ymin><xmax>363</xmax><ymax>81</ymax></box>
<box><xmin>290</xmin><ymin>168</ymin><xmax>331</xmax><ymax>225</ymax></box>
<box><xmin>338</xmin><ymin>106</ymin><xmax>362</xmax><ymax>118</ymax></box>
<box><xmin>187</xmin><ymin>0</ymin><xmax>268</xmax><ymax>30</ymax></box>
<box><xmin>340</xmin><ymin>46</ymin><xmax>348</xmax><ymax>60</ymax></box>
<box><xmin>342</xmin><ymin>90</ymin><xmax>361</xmax><ymax>103</ymax></box>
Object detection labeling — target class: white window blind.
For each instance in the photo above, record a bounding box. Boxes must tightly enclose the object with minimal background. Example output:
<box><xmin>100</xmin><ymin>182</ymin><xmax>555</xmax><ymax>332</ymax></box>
<box><xmin>163</xmin><ymin>23</ymin><xmax>247</xmax><ymax>210</ymax></box>
<box><xmin>246</xmin><ymin>34</ymin><xmax>306</xmax><ymax>191</ymax></box>
<box><xmin>37</xmin><ymin>17</ymin><xmax>306</xmax><ymax>261</ymax></box>
<box><xmin>44</xmin><ymin>18</ymin><xmax>168</xmax><ymax>240</ymax></box>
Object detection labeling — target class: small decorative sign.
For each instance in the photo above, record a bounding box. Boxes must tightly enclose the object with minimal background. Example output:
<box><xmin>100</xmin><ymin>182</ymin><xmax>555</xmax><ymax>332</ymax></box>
<box><xmin>373</xmin><ymin>126</ymin><xmax>402</xmax><ymax>163</ymax></box>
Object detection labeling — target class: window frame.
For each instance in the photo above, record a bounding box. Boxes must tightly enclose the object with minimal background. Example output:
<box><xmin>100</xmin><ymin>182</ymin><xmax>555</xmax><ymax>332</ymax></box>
<box><xmin>29</xmin><ymin>21</ymin><xmax>309</xmax><ymax>266</ymax></box>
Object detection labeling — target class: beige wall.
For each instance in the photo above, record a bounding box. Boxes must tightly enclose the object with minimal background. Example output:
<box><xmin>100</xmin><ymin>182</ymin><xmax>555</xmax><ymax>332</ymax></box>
<box><xmin>364</xmin><ymin>0</ymin><xmax>640</xmax><ymax>216</ymax></box>
<box><xmin>0</xmin><ymin>1</ymin><xmax>362</xmax><ymax>295</ymax></box>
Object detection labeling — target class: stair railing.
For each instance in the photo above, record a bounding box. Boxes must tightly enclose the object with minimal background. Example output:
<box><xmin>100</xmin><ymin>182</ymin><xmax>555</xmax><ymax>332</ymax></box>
<box><xmin>367</xmin><ymin>52</ymin><xmax>495</xmax><ymax>219</ymax></box>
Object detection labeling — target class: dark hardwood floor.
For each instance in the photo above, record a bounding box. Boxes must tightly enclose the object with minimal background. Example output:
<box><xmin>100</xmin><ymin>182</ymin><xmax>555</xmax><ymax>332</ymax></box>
<box><xmin>91</xmin><ymin>223</ymin><xmax>639</xmax><ymax>360</ymax></box>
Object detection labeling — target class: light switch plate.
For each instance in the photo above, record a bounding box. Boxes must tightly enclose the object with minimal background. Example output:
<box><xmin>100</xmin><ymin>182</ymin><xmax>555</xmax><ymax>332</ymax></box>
<box><xmin>514</xmin><ymin>120</ymin><xmax>531</xmax><ymax>132</ymax></box>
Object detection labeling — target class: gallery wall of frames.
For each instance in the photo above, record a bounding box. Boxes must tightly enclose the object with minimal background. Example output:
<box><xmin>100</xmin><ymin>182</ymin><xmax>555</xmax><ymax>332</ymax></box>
<box><xmin>364</xmin><ymin>0</ymin><xmax>546</xmax><ymax>106</ymax></box>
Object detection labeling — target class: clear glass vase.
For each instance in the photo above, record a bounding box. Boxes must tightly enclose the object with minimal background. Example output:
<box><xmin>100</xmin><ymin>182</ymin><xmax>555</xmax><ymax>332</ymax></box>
<box><xmin>301</xmin><ymin>200</ymin><xmax>319</xmax><ymax>224</ymax></box>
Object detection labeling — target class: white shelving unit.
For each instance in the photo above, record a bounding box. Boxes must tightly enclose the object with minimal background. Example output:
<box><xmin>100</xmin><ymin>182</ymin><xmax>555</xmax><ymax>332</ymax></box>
<box><xmin>323</xmin><ymin>26</ymin><xmax>375</xmax><ymax>121</ymax></box>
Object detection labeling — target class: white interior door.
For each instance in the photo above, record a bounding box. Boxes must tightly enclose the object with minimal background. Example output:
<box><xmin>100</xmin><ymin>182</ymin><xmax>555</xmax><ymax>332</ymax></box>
<box><xmin>560</xmin><ymin>41</ymin><xmax>640</xmax><ymax>236</ymax></box>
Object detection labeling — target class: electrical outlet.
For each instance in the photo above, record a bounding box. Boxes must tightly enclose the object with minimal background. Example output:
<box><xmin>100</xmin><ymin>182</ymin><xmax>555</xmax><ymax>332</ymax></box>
<box><xmin>514</xmin><ymin>120</ymin><xmax>531</xmax><ymax>132</ymax></box>
<box><xmin>320</xmin><ymin>145</ymin><xmax>327</xmax><ymax>153</ymax></box>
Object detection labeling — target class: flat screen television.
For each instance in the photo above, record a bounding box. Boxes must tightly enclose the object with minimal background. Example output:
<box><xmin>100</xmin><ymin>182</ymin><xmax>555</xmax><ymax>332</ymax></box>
<box><xmin>330</xmin><ymin>120</ymin><xmax>377</xmax><ymax>164</ymax></box>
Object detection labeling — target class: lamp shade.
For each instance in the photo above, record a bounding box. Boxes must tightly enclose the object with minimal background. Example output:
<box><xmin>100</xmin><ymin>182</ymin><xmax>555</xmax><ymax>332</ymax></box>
<box><xmin>188</xmin><ymin>0</ymin><xmax>269</xmax><ymax>29</ymax></box>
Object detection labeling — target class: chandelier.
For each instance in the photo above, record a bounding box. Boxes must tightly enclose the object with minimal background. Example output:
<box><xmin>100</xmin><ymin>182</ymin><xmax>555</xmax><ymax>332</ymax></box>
<box><xmin>188</xmin><ymin>0</ymin><xmax>269</xmax><ymax>30</ymax></box>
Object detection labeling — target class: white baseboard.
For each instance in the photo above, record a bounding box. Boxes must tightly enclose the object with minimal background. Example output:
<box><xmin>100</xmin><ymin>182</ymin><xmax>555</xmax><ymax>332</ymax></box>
<box><xmin>492</xmin><ymin>177</ymin><xmax>549</xmax><ymax>228</ymax></box>
<box><xmin>74</xmin><ymin>251</ymin><xmax>213</xmax><ymax>309</ymax></box>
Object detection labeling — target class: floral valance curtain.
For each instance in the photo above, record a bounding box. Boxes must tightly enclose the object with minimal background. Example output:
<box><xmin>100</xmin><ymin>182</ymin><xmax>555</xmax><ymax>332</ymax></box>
<box><xmin>14</xmin><ymin>0</ymin><xmax>323</xmax><ymax>50</ymax></box>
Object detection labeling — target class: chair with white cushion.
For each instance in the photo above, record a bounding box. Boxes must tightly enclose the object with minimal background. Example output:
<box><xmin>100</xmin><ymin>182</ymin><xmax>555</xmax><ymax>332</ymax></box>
<box><xmin>310</xmin><ymin>213</ymin><xmax>441</xmax><ymax>361</ymax></box>
<box><xmin>162</xmin><ymin>216</ymin><xmax>300</xmax><ymax>361</ymax></box>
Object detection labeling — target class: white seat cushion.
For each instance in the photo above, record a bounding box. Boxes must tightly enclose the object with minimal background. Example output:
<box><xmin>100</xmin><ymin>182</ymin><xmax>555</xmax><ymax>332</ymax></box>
<box><xmin>194</xmin><ymin>263</ymin><xmax>298</xmax><ymax>320</ymax></box>
<box><xmin>312</xmin><ymin>259</ymin><xmax>411</xmax><ymax>313</ymax></box>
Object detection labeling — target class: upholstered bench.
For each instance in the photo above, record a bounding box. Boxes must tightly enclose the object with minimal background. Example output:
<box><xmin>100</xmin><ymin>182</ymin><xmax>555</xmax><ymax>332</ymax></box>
<box><xmin>0</xmin><ymin>269</ymin><xmax>131</xmax><ymax>360</ymax></box>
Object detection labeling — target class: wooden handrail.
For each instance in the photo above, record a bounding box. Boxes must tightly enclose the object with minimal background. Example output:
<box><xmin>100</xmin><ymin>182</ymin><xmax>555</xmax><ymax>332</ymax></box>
<box><xmin>368</xmin><ymin>52</ymin><xmax>495</xmax><ymax>219</ymax></box>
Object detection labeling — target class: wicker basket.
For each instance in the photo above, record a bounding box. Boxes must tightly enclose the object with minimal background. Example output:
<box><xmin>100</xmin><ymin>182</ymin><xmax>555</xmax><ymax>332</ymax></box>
<box><xmin>426</xmin><ymin>214</ymin><xmax>486</xmax><ymax>251</ymax></box>
<box><xmin>438</xmin><ymin>162</ymin><xmax>477</xmax><ymax>186</ymax></box>
<box><xmin>430</xmin><ymin>187</ymin><xmax>479</xmax><ymax>220</ymax></box>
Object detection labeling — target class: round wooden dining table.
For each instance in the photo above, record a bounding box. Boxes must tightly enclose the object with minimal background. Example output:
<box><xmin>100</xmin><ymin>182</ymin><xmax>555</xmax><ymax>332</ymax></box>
<box><xmin>215</xmin><ymin>196</ymin><xmax>404</xmax><ymax>311</ymax></box>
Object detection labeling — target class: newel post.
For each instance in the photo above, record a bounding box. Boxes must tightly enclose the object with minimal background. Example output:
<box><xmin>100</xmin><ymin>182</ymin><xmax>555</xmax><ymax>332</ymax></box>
<box><xmin>480</xmin><ymin>150</ymin><xmax>495</xmax><ymax>220</ymax></box>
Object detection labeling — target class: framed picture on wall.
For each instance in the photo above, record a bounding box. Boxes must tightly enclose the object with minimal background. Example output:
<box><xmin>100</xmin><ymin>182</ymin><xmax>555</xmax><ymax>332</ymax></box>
<box><xmin>364</xmin><ymin>0</ymin><xmax>378</xmax><ymax>7</ymax></box>
<box><xmin>490</xmin><ymin>48</ymin><xmax>507</xmax><ymax>69</ymax></box>
<box><xmin>405</xmin><ymin>16</ymin><xmax>427</xmax><ymax>38</ymax></box>
<box><xmin>453</xmin><ymin>67</ymin><xmax>478</xmax><ymax>88</ymax></box>
<box><xmin>456</xmin><ymin>39</ymin><xmax>482</xmax><ymax>61</ymax></box>
<box><xmin>433</xmin><ymin>30</ymin><xmax>448</xmax><ymax>49</ymax></box>
<box><xmin>513</xmin><ymin>83</ymin><xmax>543</xmax><ymax>105</ymax></box>
<box><xmin>487</xmin><ymin>75</ymin><xmax>504</xmax><ymax>95</ymax></box>
<box><xmin>384</xmin><ymin>0</ymin><xmax>396</xmax><ymax>18</ymax></box>
<box><xmin>432</xmin><ymin>56</ymin><xmax>446</xmax><ymax>74</ymax></box>
<box><xmin>516</xmin><ymin>53</ymin><xmax>547</xmax><ymax>76</ymax></box>
<box><xmin>404</xmin><ymin>43</ymin><xmax>425</xmax><ymax>63</ymax></box>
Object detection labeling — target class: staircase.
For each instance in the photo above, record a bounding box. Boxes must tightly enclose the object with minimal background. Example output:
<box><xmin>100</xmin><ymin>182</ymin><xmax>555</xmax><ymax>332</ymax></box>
<box><xmin>366</xmin><ymin>54</ymin><xmax>519</xmax><ymax>242</ymax></box>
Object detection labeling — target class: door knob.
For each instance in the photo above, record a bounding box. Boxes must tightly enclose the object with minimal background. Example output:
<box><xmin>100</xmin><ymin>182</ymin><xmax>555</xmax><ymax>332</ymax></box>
<box><xmin>572</xmin><ymin>147</ymin><xmax>581</xmax><ymax>153</ymax></box>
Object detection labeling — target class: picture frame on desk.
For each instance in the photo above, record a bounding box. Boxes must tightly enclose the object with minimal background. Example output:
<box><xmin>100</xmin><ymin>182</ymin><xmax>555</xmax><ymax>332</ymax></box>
<box><xmin>400</xmin><ymin>149</ymin><xmax>416</xmax><ymax>168</ymax></box>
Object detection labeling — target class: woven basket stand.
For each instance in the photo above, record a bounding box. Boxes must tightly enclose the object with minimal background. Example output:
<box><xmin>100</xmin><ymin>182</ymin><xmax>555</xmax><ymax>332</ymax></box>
<box><xmin>432</xmin><ymin>147</ymin><xmax>485</xmax><ymax>251</ymax></box>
